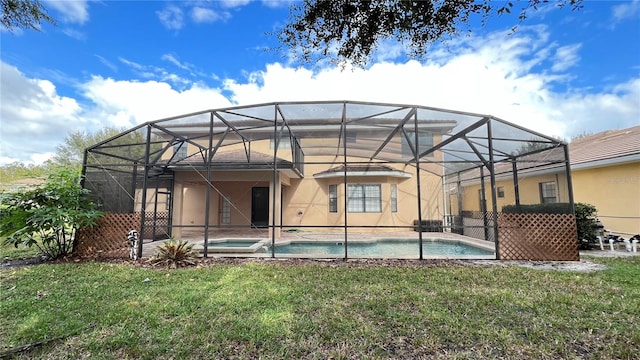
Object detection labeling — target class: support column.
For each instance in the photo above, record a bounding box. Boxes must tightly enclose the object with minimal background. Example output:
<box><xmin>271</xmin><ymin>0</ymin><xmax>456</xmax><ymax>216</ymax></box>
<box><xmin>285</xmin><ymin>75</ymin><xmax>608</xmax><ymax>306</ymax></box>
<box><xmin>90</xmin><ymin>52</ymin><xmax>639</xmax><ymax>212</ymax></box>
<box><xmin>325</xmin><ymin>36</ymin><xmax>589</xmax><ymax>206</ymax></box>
<box><xmin>479</xmin><ymin>167</ymin><xmax>488</xmax><ymax>241</ymax></box>
<box><xmin>413</xmin><ymin>112</ymin><xmax>424</xmax><ymax>260</ymax></box>
<box><xmin>512</xmin><ymin>159</ymin><xmax>520</xmax><ymax>209</ymax></box>
<box><xmin>171</xmin><ymin>182</ymin><xmax>183</xmax><ymax>238</ymax></box>
<box><xmin>269</xmin><ymin>173</ymin><xmax>282</xmax><ymax>240</ymax></box>
<box><xmin>203</xmin><ymin>112</ymin><xmax>214</xmax><ymax>258</ymax></box>
<box><xmin>138</xmin><ymin>125</ymin><xmax>152</xmax><ymax>258</ymax></box>
<box><xmin>487</xmin><ymin>121</ymin><xmax>500</xmax><ymax>258</ymax></box>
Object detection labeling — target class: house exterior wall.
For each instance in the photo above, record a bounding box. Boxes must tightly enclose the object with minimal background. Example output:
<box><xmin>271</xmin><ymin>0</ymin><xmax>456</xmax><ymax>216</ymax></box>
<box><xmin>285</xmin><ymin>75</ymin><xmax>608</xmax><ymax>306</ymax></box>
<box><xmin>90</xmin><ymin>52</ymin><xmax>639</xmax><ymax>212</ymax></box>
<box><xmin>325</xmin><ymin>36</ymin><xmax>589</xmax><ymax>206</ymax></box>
<box><xmin>460</xmin><ymin>172</ymin><xmax>570</xmax><ymax>212</ymax></box>
<box><xmin>163</xmin><ymin>135</ymin><xmax>446</xmax><ymax>237</ymax></box>
<box><xmin>453</xmin><ymin>160</ymin><xmax>639</xmax><ymax>235</ymax></box>
<box><xmin>572</xmin><ymin>162</ymin><xmax>640</xmax><ymax>235</ymax></box>
<box><xmin>171</xmin><ymin>170</ymin><xmax>271</xmax><ymax>226</ymax></box>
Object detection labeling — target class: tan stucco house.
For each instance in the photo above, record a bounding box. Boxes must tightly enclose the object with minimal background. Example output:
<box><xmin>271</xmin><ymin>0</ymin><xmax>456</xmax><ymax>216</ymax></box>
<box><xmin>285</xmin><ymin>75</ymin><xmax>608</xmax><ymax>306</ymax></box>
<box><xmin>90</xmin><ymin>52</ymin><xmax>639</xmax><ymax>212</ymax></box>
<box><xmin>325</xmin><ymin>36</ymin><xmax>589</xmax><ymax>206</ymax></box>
<box><xmin>81</xmin><ymin>101</ymin><xmax>577</xmax><ymax>260</ymax></box>
<box><xmin>453</xmin><ymin>125</ymin><xmax>639</xmax><ymax>236</ymax></box>
<box><xmin>570</xmin><ymin>126</ymin><xmax>640</xmax><ymax>235</ymax></box>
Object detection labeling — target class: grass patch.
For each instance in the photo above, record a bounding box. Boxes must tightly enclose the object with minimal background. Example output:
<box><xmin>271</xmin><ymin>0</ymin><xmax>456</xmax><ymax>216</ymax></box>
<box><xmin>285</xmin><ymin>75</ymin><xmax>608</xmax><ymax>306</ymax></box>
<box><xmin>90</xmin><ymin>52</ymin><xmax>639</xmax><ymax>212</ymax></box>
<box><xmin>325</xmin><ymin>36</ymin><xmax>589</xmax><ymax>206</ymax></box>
<box><xmin>1</xmin><ymin>258</ymin><xmax>639</xmax><ymax>359</ymax></box>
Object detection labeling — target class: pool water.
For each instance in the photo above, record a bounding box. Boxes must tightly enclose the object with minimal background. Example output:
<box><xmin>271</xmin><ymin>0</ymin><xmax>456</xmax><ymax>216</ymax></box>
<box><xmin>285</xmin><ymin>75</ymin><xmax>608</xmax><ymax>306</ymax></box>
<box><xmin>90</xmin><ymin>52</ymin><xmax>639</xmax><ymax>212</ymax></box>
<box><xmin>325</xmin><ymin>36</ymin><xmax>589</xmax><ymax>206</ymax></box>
<box><xmin>273</xmin><ymin>240</ymin><xmax>493</xmax><ymax>256</ymax></box>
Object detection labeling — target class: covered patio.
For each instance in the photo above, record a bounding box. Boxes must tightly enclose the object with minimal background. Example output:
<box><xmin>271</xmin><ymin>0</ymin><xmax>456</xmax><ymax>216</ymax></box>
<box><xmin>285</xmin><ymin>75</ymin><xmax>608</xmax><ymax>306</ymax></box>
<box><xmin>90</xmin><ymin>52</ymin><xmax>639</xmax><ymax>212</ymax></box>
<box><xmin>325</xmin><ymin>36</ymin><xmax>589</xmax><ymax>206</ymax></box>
<box><xmin>77</xmin><ymin>101</ymin><xmax>578</xmax><ymax>261</ymax></box>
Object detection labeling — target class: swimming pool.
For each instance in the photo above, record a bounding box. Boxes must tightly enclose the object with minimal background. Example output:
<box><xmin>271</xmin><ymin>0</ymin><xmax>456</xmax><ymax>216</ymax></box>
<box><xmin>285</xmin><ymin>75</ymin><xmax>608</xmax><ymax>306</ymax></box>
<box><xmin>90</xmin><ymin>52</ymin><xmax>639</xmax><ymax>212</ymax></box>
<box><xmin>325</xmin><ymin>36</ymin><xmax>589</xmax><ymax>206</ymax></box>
<box><xmin>271</xmin><ymin>239</ymin><xmax>494</xmax><ymax>257</ymax></box>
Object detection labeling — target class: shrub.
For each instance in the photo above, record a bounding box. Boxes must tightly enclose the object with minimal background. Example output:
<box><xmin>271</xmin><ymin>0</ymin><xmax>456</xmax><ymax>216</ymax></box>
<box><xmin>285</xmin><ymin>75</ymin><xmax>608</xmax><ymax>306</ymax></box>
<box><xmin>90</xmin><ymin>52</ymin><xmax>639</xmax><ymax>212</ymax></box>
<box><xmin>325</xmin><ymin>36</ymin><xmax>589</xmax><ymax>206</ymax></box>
<box><xmin>0</xmin><ymin>169</ymin><xmax>102</xmax><ymax>259</ymax></box>
<box><xmin>147</xmin><ymin>239</ymin><xmax>197</xmax><ymax>269</ymax></box>
<box><xmin>501</xmin><ymin>203</ymin><xmax>573</xmax><ymax>214</ymax></box>
<box><xmin>575</xmin><ymin>203</ymin><xmax>600</xmax><ymax>249</ymax></box>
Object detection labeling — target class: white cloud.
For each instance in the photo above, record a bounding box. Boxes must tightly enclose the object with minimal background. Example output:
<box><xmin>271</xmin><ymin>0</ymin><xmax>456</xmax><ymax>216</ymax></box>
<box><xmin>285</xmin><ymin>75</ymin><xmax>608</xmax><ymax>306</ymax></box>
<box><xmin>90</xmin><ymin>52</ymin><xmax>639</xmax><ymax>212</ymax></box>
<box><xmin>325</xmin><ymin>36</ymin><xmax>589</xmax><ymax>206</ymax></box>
<box><xmin>261</xmin><ymin>0</ymin><xmax>292</xmax><ymax>8</ymax></box>
<box><xmin>44</xmin><ymin>0</ymin><xmax>90</xmax><ymax>24</ymax></box>
<box><xmin>120</xmin><ymin>57</ymin><xmax>191</xmax><ymax>88</ymax></box>
<box><xmin>0</xmin><ymin>61</ymin><xmax>232</xmax><ymax>166</ymax></box>
<box><xmin>95</xmin><ymin>55</ymin><xmax>118</xmax><ymax>72</ymax></box>
<box><xmin>373</xmin><ymin>39</ymin><xmax>406</xmax><ymax>63</ymax></box>
<box><xmin>223</xmin><ymin>28</ymin><xmax>639</xmax><ymax>140</ymax></box>
<box><xmin>161</xmin><ymin>54</ymin><xmax>191</xmax><ymax>71</ymax></box>
<box><xmin>157</xmin><ymin>5</ymin><xmax>184</xmax><ymax>31</ymax></box>
<box><xmin>79</xmin><ymin>77</ymin><xmax>232</xmax><ymax>127</ymax></box>
<box><xmin>220</xmin><ymin>0</ymin><xmax>252</xmax><ymax>8</ymax></box>
<box><xmin>612</xmin><ymin>0</ymin><xmax>640</xmax><ymax>23</ymax></box>
<box><xmin>2</xmin><ymin>27</ymin><xmax>638</xmax><ymax>165</ymax></box>
<box><xmin>191</xmin><ymin>7</ymin><xmax>230</xmax><ymax>23</ymax></box>
<box><xmin>0</xmin><ymin>62</ymin><xmax>84</xmax><ymax>165</ymax></box>
<box><xmin>62</xmin><ymin>27</ymin><xmax>86</xmax><ymax>40</ymax></box>
<box><xmin>551</xmin><ymin>44</ymin><xmax>581</xmax><ymax>72</ymax></box>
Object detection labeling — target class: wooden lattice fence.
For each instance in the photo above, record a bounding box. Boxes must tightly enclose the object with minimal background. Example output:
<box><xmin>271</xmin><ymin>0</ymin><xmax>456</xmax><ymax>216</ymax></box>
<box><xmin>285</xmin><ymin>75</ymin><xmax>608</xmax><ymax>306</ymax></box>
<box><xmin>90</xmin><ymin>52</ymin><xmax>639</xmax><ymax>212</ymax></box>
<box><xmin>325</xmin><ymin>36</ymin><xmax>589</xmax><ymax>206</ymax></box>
<box><xmin>497</xmin><ymin>213</ymin><xmax>579</xmax><ymax>261</ymax></box>
<box><xmin>75</xmin><ymin>213</ymin><xmax>141</xmax><ymax>258</ymax></box>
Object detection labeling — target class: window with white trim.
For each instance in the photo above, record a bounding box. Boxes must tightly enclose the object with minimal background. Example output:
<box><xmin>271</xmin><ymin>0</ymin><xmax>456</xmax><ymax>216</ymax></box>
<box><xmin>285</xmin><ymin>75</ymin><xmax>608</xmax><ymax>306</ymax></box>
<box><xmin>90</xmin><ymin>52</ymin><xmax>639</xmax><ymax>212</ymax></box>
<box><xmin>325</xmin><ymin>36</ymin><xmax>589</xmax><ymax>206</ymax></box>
<box><xmin>328</xmin><ymin>184</ymin><xmax>338</xmax><ymax>213</ymax></box>
<box><xmin>347</xmin><ymin>184</ymin><xmax>381</xmax><ymax>213</ymax></box>
<box><xmin>401</xmin><ymin>131</ymin><xmax>434</xmax><ymax>157</ymax></box>
<box><xmin>390</xmin><ymin>184</ymin><xmax>398</xmax><ymax>213</ymax></box>
<box><xmin>270</xmin><ymin>135</ymin><xmax>292</xmax><ymax>149</ymax></box>
<box><xmin>220</xmin><ymin>194</ymin><xmax>231</xmax><ymax>224</ymax></box>
<box><xmin>539</xmin><ymin>182</ymin><xmax>557</xmax><ymax>204</ymax></box>
<box><xmin>173</xmin><ymin>143</ymin><xmax>187</xmax><ymax>160</ymax></box>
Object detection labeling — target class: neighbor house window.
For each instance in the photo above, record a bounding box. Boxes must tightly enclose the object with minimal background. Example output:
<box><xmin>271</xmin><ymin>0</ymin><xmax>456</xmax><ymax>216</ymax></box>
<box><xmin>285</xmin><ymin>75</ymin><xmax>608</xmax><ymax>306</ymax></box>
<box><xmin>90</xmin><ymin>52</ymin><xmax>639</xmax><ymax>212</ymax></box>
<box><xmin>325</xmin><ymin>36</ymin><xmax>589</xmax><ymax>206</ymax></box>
<box><xmin>220</xmin><ymin>195</ymin><xmax>231</xmax><ymax>224</ymax></box>
<box><xmin>173</xmin><ymin>143</ymin><xmax>187</xmax><ymax>160</ymax></box>
<box><xmin>390</xmin><ymin>184</ymin><xmax>398</xmax><ymax>213</ymax></box>
<box><xmin>270</xmin><ymin>135</ymin><xmax>292</xmax><ymax>149</ymax></box>
<box><xmin>328</xmin><ymin>184</ymin><xmax>338</xmax><ymax>213</ymax></box>
<box><xmin>497</xmin><ymin>187</ymin><xmax>505</xmax><ymax>198</ymax></box>
<box><xmin>347</xmin><ymin>184</ymin><xmax>381</xmax><ymax>213</ymax></box>
<box><xmin>539</xmin><ymin>182</ymin><xmax>557</xmax><ymax>204</ymax></box>
<box><xmin>402</xmin><ymin>131</ymin><xmax>434</xmax><ymax>157</ymax></box>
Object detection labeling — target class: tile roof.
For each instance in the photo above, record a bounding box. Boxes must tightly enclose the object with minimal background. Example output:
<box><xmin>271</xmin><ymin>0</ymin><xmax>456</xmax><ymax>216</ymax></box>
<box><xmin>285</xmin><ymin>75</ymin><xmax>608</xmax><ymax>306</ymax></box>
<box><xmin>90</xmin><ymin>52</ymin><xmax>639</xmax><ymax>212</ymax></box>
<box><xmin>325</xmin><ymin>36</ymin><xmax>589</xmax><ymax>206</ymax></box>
<box><xmin>174</xmin><ymin>149</ymin><xmax>288</xmax><ymax>164</ymax></box>
<box><xmin>569</xmin><ymin>125</ymin><xmax>640</xmax><ymax>166</ymax></box>
<box><xmin>314</xmin><ymin>164</ymin><xmax>398</xmax><ymax>175</ymax></box>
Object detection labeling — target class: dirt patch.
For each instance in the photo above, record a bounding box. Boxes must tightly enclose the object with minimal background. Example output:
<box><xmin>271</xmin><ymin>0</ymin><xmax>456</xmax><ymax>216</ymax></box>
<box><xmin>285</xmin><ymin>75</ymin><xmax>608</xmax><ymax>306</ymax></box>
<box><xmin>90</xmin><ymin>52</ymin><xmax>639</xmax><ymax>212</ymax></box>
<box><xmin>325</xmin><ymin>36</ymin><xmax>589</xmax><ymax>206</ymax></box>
<box><xmin>2</xmin><ymin>254</ymin><xmax>612</xmax><ymax>272</ymax></box>
<box><xmin>137</xmin><ymin>256</ymin><xmax>610</xmax><ymax>272</ymax></box>
<box><xmin>0</xmin><ymin>256</ymin><xmax>46</xmax><ymax>269</ymax></box>
<box><xmin>468</xmin><ymin>259</ymin><xmax>608</xmax><ymax>272</ymax></box>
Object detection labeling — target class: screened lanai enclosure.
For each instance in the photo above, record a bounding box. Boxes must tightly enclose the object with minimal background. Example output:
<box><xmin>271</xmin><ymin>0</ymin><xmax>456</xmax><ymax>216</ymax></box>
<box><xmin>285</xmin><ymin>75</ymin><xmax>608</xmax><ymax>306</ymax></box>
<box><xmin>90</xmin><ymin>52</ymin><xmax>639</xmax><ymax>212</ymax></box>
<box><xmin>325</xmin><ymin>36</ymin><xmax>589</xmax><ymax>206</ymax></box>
<box><xmin>77</xmin><ymin>101</ymin><xmax>579</xmax><ymax>261</ymax></box>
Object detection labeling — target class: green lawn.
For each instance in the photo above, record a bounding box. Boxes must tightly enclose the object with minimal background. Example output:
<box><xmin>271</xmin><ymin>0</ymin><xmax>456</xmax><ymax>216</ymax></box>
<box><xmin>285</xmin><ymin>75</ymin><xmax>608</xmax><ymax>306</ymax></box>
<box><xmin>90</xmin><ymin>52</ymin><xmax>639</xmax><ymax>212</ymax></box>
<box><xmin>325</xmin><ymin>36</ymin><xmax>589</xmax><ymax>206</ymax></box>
<box><xmin>0</xmin><ymin>238</ymin><xmax>41</xmax><ymax>262</ymax></box>
<box><xmin>1</xmin><ymin>257</ymin><xmax>639</xmax><ymax>359</ymax></box>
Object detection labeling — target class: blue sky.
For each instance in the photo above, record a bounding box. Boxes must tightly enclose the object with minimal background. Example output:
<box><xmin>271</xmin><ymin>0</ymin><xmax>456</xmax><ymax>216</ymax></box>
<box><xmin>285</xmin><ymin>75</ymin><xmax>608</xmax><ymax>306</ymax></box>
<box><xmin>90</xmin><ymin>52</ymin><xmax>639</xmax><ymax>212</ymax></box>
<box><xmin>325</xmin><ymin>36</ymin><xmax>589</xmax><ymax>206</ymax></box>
<box><xmin>1</xmin><ymin>0</ymin><xmax>639</xmax><ymax>165</ymax></box>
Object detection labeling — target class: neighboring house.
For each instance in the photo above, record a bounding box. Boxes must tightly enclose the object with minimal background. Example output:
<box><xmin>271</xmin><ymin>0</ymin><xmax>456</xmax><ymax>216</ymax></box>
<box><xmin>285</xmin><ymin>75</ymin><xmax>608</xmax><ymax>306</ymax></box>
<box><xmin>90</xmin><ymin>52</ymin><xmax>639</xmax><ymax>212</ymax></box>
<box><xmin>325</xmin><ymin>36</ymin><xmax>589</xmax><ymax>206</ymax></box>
<box><xmin>455</xmin><ymin>125</ymin><xmax>639</xmax><ymax>236</ymax></box>
<box><xmin>570</xmin><ymin>126</ymin><xmax>640</xmax><ymax>235</ymax></box>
